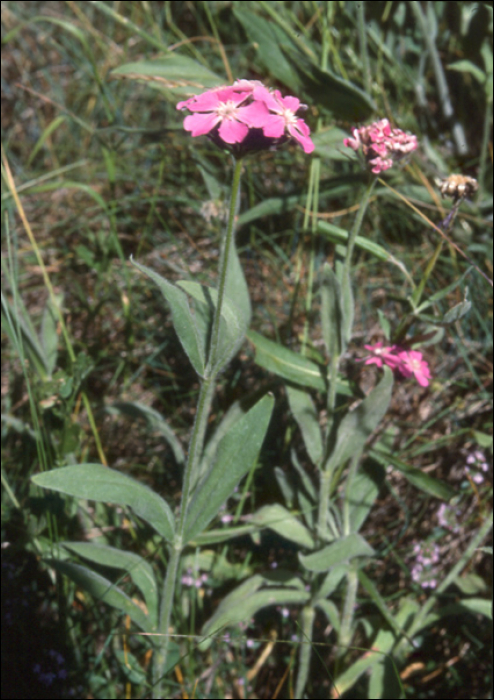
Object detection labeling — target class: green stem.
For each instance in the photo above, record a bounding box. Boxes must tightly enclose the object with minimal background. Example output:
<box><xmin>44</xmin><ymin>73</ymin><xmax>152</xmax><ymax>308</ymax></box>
<box><xmin>341</xmin><ymin>177</ymin><xmax>377</xmax><ymax>293</ymax></box>
<box><xmin>295</xmin><ymin>605</ymin><xmax>316</xmax><ymax>698</ymax></box>
<box><xmin>318</xmin><ymin>178</ymin><xmax>376</xmax><ymax>541</ymax></box>
<box><xmin>207</xmin><ymin>158</ymin><xmax>243</xmax><ymax>373</ymax></box>
<box><xmin>152</xmin><ymin>158</ymin><xmax>243</xmax><ymax>697</ymax></box>
<box><xmin>153</xmin><ymin>545</ymin><xmax>181</xmax><ymax>699</ymax></box>
<box><xmin>337</xmin><ymin>566</ymin><xmax>359</xmax><ymax>658</ymax></box>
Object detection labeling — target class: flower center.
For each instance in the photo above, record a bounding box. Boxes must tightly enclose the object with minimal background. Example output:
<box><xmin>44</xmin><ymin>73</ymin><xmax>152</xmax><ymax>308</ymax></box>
<box><xmin>216</xmin><ymin>101</ymin><xmax>241</xmax><ymax>120</ymax></box>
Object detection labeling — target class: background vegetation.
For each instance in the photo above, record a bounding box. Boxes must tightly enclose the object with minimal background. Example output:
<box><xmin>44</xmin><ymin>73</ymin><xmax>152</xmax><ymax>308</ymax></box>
<box><xmin>1</xmin><ymin>1</ymin><xmax>492</xmax><ymax>698</ymax></box>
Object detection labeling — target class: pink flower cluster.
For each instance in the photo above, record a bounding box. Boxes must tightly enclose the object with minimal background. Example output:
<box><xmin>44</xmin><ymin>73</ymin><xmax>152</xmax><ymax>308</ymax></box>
<box><xmin>177</xmin><ymin>79</ymin><xmax>314</xmax><ymax>157</ymax></box>
<box><xmin>363</xmin><ymin>342</ymin><xmax>432</xmax><ymax>387</ymax></box>
<box><xmin>344</xmin><ymin>118</ymin><xmax>418</xmax><ymax>173</ymax></box>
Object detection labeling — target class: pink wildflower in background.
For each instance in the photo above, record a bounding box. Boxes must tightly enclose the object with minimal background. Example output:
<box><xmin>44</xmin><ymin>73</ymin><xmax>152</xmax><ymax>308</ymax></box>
<box><xmin>397</xmin><ymin>349</ymin><xmax>432</xmax><ymax>387</ymax></box>
<box><xmin>344</xmin><ymin>118</ymin><xmax>418</xmax><ymax>173</ymax></box>
<box><xmin>362</xmin><ymin>342</ymin><xmax>432</xmax><ymax>387</ymax></box>
<box><xmin>177</xmin><ymin>80</ymin><xmax>314</xmax><ymax>157</ymax></box>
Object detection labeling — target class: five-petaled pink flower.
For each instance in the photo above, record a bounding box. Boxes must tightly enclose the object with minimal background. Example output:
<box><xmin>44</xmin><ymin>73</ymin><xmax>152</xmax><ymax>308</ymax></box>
<box><xmin>177</xmin><ymin>80</ymin><xmax>314</xmax><ymax>156</ymax></box>
<box><xmin>362</xmin><ymin>342</ymin><xmax>432</xmax><ymax>387</ymax></box>
<box><xmin>363</xmin><ymin>342</ymin><xmax>401</xmax><ymax>369</ymax></box>
<box><xmin>396</xmin><ymin>349</ymin><xmax>432</xmax><ymax>387</ymax></box>
<box><xmin>344</xmin><ymin>118</ymin><xmax>417</xmax><ymax>173</ymax></box>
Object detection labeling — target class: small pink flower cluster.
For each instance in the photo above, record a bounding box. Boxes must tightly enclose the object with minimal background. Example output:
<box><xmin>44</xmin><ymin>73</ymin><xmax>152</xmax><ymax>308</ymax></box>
<box><xmin>177</xmin><ymin>79</ymin><xmax>314</xmax><ymax>157</ymax></box>
<box><xmin>344</xmin><ymin>118</ymin><xmax>418</xmax><ymax>173</ymax></box>
<box><xmin>363</xmin><ymin>342</ymin><xmax>432</xmax><ymax>387</ymax></box>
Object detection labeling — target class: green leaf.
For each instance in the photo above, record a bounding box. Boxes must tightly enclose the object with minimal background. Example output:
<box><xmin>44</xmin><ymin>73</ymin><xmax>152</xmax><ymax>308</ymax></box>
<box><xmin>317</xmin><ymin>221</ymin><xmax>411</xmax><ymax>273</ymax></box>
<box><xmin>314</xmin><ymin>564</ymin><xmax>347</xmax><ymax>602</ymax></box>
<box><xmin>332</xmin><ymin>598</ymin><xmax>419</xmax><ymax>696</ymax></box>
<box><xmin>285</xmin><ymin>48</ymin><xmax>376</xmax><ymax>121</ymax></box>
<box><xmin>286</xmin><ymin>385</ymin><xmax>323</xmax><ymax>465</ymax></box>
<box><xmin>111</xmin><ymin>55</ymin><xmax>224</xmax><ymax>97</ymax></box>
<box><xmin>1</xmin><ymin>290</ymin><xmax>49</xmax><ymax>379</ymax></box>
<box><xmin>63</xmin><ymin>542</ymin><xmax>158</xmax><ymax>629</ymax></box>
<box><xmin>131</xmin><ymin>258</ymin><xmax>206</xmax><ymax>375</ymax></box>
<box><xmin>315</xmin><ymin>598</ymin><xmax>341</xmax><ymax>632</ymax></box>
<box><xmin>312</xmin><ymin>127</ymin><xmax>359</xmax><ymax>160</ymax></box>
<box><xmin>370</xmin><ymin>447</ymin><xmax>456</xmax><ymax>500</ymax></box>
<box><xmin>27</xmin><ymin>115</ymin><xmax>67</xmax><ymax>167</ymax></box>
<box><xmin>177</xmin><ymin>279</ymin><xmax>247</xmax><ymax>374</ymax></box>
<box><xmin>347</xmin><ymin>460</ymin><xmax>385</xmax><ymax>533</ymax></box>
<box><xmin>320</xmin><ymin>263</ymin><xmax>342</xmax><ymax>358</ymax></box>
<box><xmin>249</xmin><ymin>504</ymin><xmax>315</xmax><ymax>549</ymax></box>
<box><xmin>274</xmin><ymin>466</ymin><xmax>295</xmax><ymax>509</ymax></box>
<box><xmin>114</xmin><ymin>649</ymin><xmax>149</xmax><ymax>686</ymax></box>
<box><xmin>324</xmin><ymin>367</ymin><xmax>393</xmax><ymax>473</ymax></box>
<box><xmin>32</xmin><ymin>464</ymin><xmax>175</xmax><ymax>543</ymax></box>
<box><xmin>183</xmin><ymin>395</ymin><xmax>274</xmax><ymax>544</ymax></box>
<box><xmin>225</xmin><ymin>239</ymin><xmax>252</xmax><ymax>338</ymax></box>
<box><xmin>299</xmin><ymin>533</ymin><xmax>375</xmax><ymax>572</ymax></box>
<box><xmin>247</xmin><ymin>330</ymin><xmax>326</xmax><ymax>392</ymax></box>
<box><xmin>447</xmin><ymin>59</ymin><xmax>486</xmax><ymax>84</ymax></box>
<box><xmin>442</xmin><ymin>298</ymin><xmax>472</xmax><ymax>325</ymax></box>
<box><xmin>358</xmin><ymin>570</ymin><xmax>407</xmax><ymax>639</ymax></box>
<box><xmin>44</xmin><ymin>559</ymin><xmax>153</xmax><ymax>635</ymax></box>
<box><xmin>107</xmin><ymin>401</ymin><xmax>185</xmax><ymax>466</ymax></box>
<box><xmin>200</xmin><ymin>575</ymin><xmax>310</xmax><ymax>647</ymax></box>
<box><xmin>369</xmin><ymin>655</ymin><xmax>404</xmax><ymax>700</ymax></box>
<box><xmin>233</xmin><ymin>8</ymin><xmax>300</xmax><ymax>91</ymax></box>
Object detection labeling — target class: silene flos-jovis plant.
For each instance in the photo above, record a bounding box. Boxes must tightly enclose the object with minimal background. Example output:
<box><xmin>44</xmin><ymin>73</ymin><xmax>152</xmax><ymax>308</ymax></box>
<box><xmin>31</xmin><ymin>80</ymin><xmax>491</xmax><ymax>700</ymax></box>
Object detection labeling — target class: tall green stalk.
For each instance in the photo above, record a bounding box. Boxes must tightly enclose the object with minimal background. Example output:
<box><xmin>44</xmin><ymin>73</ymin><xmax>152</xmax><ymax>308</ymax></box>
<box><xmin>318</xmin><ymin>177</ymin><xmax>377</xmax><ymax>542</ymax></box>
<box><xmin>152</xmin><ymin>158</ymin><xmax>243</xmax><ymax>698</ymax></box>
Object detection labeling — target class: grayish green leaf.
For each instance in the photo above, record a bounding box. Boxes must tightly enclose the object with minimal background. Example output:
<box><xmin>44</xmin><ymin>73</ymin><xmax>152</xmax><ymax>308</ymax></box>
<box><xmin>32</xmin><ymin>464</ymin><xmax>175</xmax><ymax>543</ymax></box>
<box><xmin>299</xmin><ymin>533</ymin><xmax>375</xmax><ymax>572</ymax></box>
<box><xmin>44</xmin><ymin>559</ymin><xmax>153</xmax><ymax>635</ymax></box>
<box><xmin>63</xmin><ymin>542</ymin><xmax>158</xmax><ymax>629</ymax></box>
<box><xmin>320</xmin><ymin>263</ymin><xmax>342</xmax><ymax>358</ymax></box>
<box><xmin>249</xmin><ymin>503</ymin><xmax>314</xmax><ymax>549</ymax></box>
<box><xmin>131</xmin><ymin>258</ymin><xmax>206</xmax><ymax>375</ymax></box>
<box><xmin>324</xmin><ymin>368</ymin><xmax>393</xmax><ymax>474</ymax></box>
<box><xmin>286</xmin><ymin>385</ymin><xmax>323</xmax><ymax>465</ymax></box>
<box><xmin>183</xmin><ymin>395</ymin><xmax>274</xmax><ymax>543</ymax></box>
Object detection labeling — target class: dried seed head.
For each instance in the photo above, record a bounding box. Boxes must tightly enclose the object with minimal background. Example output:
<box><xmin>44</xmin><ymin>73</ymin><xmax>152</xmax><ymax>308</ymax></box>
<box><xmin>436</xmin><ymin>174</ymin><xmax>478</xmax><ymax>201</ymax></box>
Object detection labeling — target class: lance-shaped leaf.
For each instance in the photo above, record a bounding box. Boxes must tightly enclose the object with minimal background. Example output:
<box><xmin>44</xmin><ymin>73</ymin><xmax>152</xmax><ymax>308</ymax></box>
<box><xmin>370</xmin><ymin>447</ymin><xmax>455</xmax><ymax>500</ymax></box>
<box><xmin>131</xmin><ymin>258</ymin><xmax>206</xmax><ymax>375</ymax></box>
<box><xmin>183</xmin><ymin>395</ymin><xmax>274</xmax><ymax>544</ymax></box>
<box><xmin>225</xmin><ymin>238</ymin><xmax>251</xmax><ymax>338</ymax></box>
<box><xmin>111</xmin><ymin>54</ymin><xmax>223</xmax><ymax>97</ymax></box>
<box><xmin>200</xmin><ymin>574</ymin><xmax>310</xmax><ymax>648</ymax></box>
<box><xmin>63</xmin><ymin>542</ymin><xmax>158</xmax><ymax>629</ymax></box>
<box><xmin>346</xmin><ymin>460</ymin><xmax>386</xmax><ymax>534</ymax></box>
<box><xmin>32</xmin><ymin>464</ymin><xmax>175</xmax><ymax>543</ymax></box>
<box><xmin>44</xmin><ymin>559</ymin><xmax>153</xmax><ymax>635</ymax></box>
<box><xmin>286</xmin><ymin>385</ymin><xmax>323</xmax><ymax>465</ymax></box>
<box><xmin>299</xmin><ymin>533</ymin><xmax>375</xmax><ymax>572</ymax></box>
<box><xmin>320</xmin><ymin>263</ymin><xmax>342</xmax><ymax>358</ymax></box>
<box><xmin>324</xmin><ymin>367</ymin><xmax>393</xmax><ymax>473</ymax></box>
<box><xmin>177</xmin><ymin>280</ymin><xmax>246</xmax><ymax>374</ymax></box>
<box><xmin>248</xmin><ymin>503</ymin><xmax>315</xmax><ymax>549</ymax></box>
<box><xmin>248</xmin><ymin>330</ymin><xmax>327</xmax><ymax>392</ymax></box>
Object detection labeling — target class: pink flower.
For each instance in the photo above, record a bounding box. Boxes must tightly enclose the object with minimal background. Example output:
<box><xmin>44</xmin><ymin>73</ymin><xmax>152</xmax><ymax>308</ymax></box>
<box><xmin>177</xmin><ymin>80</ymin><xmax>314</xmax><ymax>157</ymax></box>
<box><xmin>344</xmin><ymin>118</ymin><xmax>417</xmax><ymax>173</ymax></box>
<box><xmin>362</xmin><ymin>342</ymin><xmax>402</xmax><ymax>369</ymax></box>
<box><xmin>396</xmin><ymin>350</ymin><xmax>432</xmax><ymax>387</ymax></box>
<box><xmin>177</xmin><ymin>85</ymin><xmax>269</xmax><ymax>145</ymax></box>
<box><xmin>253</xmin><ymin>88</ymin><xmax>315</xmax><ymax>154</ymax></box>
<box><xmin>361</xmin><ymin>343</ymin><xmax>432</xmax><ymax>387</ymax></box>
